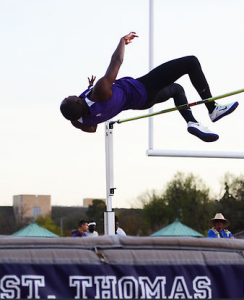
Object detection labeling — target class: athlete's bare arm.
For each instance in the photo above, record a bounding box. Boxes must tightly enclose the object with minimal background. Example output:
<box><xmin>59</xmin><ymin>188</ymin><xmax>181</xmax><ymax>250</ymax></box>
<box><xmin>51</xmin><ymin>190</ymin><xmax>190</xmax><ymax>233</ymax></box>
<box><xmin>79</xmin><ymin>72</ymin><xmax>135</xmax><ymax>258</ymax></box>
<box><xmin>71</xmin><ymin>32</ymin><xmax>138</xmax><ymax>133</ymax></box>
<box><xmin>89</xmin><ymin>32</ymin><xmax>138</xmax><ymax>102</ymax></box>
<box><xmin>71</xmin><ymin>120</ymin><xmax>97</xmax><ymax>133</ymax></box>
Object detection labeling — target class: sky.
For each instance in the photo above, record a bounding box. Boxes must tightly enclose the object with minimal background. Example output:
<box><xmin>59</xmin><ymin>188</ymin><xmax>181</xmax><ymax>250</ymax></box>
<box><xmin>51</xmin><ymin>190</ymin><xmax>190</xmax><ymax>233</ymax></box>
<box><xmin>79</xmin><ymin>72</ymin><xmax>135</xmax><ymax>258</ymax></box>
<box><xmin>1</xmin><ymin>0</ymin><xmax>244</xmax><ymax>209</ymax></box>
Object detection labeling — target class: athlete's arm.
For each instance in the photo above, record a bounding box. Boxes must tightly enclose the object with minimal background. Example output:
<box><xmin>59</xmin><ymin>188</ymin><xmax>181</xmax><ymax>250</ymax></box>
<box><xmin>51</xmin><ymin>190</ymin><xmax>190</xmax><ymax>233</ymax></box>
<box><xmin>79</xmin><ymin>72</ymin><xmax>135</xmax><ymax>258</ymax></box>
<box><xmin>90</xmin><ymin>32</ymin><xmax>138</xmax><ymax>102</ymax></box>
<box><xmin>71</xmin><ymin>120</ymin><xmax>97</xmax><ymax>133</ymax></box>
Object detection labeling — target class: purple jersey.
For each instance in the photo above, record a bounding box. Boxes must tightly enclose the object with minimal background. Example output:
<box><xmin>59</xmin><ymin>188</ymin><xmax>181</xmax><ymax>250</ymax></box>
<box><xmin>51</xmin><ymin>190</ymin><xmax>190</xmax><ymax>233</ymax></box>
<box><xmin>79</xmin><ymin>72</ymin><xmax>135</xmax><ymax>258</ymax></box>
<box><xmin>78</xmin><ymin>77</ymin><xmax>147</xmax><ymax>126</ymax></box>
<box><xmin>72</xmin><ymin>232</ymin><xmax>86</xmax><ymax>237</ymax></box>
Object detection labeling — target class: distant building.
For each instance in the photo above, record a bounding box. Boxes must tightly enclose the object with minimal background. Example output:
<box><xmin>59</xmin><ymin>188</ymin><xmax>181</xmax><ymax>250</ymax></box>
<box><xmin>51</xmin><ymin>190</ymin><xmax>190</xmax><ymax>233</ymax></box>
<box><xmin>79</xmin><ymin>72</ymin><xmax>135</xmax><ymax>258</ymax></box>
<box><xmin>13</xmin><ymin>195</ymin><xmax>51</xmax><ymax>222</ymax></box>
<box><xmin>83</xmin><ymin>198</ymin><xmax>106</xmax><ymax>207</ymax></box>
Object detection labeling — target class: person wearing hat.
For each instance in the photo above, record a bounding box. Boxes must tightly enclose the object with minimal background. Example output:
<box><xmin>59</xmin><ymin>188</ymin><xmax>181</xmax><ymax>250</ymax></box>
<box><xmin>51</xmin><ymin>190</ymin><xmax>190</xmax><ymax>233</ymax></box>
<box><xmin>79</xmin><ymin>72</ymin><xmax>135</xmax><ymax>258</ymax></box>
<box><xmin>86</xmin><ymin>221</ymin><xmax>99</xmax><ymax>237</ymax></box>
<box><xmin>207</xmin><ymin>213</ymin><xmax>234</xmax><ymax>238</ymax></box>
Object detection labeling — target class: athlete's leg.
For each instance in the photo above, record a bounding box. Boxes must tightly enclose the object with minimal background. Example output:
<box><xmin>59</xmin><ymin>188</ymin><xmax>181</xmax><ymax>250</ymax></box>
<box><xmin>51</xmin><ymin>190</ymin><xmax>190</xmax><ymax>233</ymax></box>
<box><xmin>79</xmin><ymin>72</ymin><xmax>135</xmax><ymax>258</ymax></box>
<box><xmin>136</xmin><ymin>56</ymin><xmax>215</xmax><ymax>113</ymax></box>
<box><xmin>138</xmin><ymin>83</ymin><xmax>218</xmax><ymax>142</ymax></box>
<box><xmin>166</xmin><ymin>84</ymin><xmax>198</xmax><ymax>123</ymax></box>
<box><xmin>140</xmin><ymin>83</ymin><xmax>198</xmax><ymax>123</ymax></box>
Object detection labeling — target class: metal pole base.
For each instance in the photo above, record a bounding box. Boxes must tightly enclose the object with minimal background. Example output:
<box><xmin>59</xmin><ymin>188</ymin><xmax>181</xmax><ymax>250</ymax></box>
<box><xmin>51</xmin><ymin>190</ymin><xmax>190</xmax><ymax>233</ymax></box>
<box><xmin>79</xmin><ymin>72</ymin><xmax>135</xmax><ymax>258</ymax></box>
<box><xmin>104</xmin><ymin>211</ymin><xmax>115</xmax><ymax>235</ymax></box>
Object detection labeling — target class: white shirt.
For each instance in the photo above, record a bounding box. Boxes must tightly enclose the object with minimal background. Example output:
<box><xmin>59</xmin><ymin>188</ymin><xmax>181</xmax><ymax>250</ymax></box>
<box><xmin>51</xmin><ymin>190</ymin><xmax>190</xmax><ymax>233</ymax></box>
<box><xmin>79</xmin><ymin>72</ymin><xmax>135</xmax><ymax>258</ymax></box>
<box><xmin>116</xmin><ymin>227</ymin><xmax>126</xmax><ymax>236</ymax></box>
<box><xmin>86</xmin><ymin>231</ymin><xmax>99</xmax><ymax>237</ymax></box>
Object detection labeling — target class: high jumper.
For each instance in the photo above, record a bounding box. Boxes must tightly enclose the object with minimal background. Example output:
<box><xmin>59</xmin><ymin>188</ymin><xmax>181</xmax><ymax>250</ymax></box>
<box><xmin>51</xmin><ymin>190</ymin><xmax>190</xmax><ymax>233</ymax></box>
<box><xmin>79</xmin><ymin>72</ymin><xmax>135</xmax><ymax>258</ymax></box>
<box><xmin>60</xmin><ymin>32</ymin><xmax>238</xmax><ymax>142</ymax></box>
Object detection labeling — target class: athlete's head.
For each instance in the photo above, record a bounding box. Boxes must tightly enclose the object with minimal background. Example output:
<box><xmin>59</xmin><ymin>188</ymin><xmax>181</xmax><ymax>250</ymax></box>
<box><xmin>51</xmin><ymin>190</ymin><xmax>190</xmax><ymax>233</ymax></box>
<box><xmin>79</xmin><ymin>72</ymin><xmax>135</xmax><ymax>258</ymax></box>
<box><xmin>60</xmin><ymin>96</ymin><xmax>88</xmax><ymax>121</ymax></box>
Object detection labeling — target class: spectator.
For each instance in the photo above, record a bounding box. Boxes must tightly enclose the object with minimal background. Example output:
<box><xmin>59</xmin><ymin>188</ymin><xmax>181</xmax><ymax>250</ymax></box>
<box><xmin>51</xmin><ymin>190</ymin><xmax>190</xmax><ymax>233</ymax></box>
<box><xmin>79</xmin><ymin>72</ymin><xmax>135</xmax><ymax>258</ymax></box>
<box><xmin>71</xmin><ymin>220</ymin><xmax>88</xmax><ymax>237</ymax></box>
<box><xmin>207</xmin><ymin>213</ymin><xmax>234</xmax><ymax>239</ymax></box>
<box><xmin>115</xmin><ymin>215</ymin><xmax>126</xmax><ymax>236</ymax></box>
<box><xmin>86</xmin><ymin>221</ymin><xmax>99</xmax><ymax>237</ymax></box>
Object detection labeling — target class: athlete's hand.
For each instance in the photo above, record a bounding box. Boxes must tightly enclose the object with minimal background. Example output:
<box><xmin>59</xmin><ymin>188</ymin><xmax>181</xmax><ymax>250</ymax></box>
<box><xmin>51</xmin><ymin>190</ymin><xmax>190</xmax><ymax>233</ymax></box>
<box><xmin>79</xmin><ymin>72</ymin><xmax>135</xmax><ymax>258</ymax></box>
<box><xmin>123</xmin><ymin>32</ymin><xmax>138</xmax><ymax>45</ymax></box>
<box><xmin>88</xmin><ymin>75</ymin><xmax>96</xmax><ymax>87</ymax></box>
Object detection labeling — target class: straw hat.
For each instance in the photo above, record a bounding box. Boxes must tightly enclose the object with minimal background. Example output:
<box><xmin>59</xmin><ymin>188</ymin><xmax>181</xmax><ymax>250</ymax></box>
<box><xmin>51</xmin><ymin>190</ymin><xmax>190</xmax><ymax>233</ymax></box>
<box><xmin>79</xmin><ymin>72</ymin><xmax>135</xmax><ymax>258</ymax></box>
<box><xmin>210</xmin><ymin>213</ymin><xmax>230</xmax><ymax>228</ymax></box>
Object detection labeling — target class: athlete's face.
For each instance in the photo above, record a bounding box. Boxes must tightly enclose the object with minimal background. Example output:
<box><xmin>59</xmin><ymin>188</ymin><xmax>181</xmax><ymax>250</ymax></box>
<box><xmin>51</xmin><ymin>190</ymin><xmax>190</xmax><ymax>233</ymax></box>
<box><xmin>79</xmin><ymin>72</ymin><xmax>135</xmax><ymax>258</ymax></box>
<box><xmin>64</xmin><ymin>96</ymin><xmax>88</xmax><ymax>119</ymax></box>
<box><xmin>66</xmin><ymin>95</ymin><xmax>82</xmax><ymax>103</ymax></box>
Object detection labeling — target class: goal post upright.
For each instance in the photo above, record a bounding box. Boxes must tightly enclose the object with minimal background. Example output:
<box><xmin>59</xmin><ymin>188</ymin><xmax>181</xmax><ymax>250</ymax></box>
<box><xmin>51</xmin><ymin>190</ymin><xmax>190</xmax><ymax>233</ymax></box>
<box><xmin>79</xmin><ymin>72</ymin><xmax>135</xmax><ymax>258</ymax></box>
<box><xmin>148</xmin><ymin>0</ymin><xmax>154</xmax><ymax>150</ymax></box>
<box><xmin>146</xmin><ymin>0</ymin><xmax>244</xmax><ymax>159</ymax></box>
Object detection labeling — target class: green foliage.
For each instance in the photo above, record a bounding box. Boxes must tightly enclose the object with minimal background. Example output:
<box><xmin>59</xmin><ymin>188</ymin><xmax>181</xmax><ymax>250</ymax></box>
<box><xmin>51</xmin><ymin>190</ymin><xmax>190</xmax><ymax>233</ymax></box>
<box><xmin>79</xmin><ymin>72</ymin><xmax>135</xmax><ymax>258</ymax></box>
<box><xmin>142</xmin><ymin>192</ymin><xmax>168</xmax><ymax>233</ymax></box>
<box><xmin>114</xmin><ymin>209</ymin><xmax>146</xmax><ymax>236</ymax></box>
<box><xmin>35</xmin><ymin>216</ymin><xmax>61</xmax><ymax>236</ymax></box>
<box><xmin>141</xmin><ymin>172</ymin><xmax>216</xmax><ymax>235</ymax></box>
<box><xmin>215</xmin><ymin>173</ymin><xmax>244</xmax><ymax>233</ymax></box>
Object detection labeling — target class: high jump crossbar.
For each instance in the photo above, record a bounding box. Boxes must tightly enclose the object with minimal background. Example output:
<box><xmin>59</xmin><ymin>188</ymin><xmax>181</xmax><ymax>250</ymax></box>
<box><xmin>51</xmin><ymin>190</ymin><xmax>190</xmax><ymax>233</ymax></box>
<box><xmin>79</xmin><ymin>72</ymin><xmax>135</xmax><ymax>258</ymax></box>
<box><xmin>111</xmin><ymin>88</ymin><xmax>244</xmax><ymax>125</ymax></box>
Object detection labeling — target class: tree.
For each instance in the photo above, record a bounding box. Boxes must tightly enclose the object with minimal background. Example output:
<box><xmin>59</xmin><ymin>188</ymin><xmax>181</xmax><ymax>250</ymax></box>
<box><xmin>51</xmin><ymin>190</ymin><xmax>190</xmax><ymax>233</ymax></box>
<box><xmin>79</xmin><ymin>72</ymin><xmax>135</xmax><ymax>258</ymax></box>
<box><xmin>114</xmin><ymin>209</ymin><xmax>146</xmax><ymax>236</ymax></box>
<box><xmin>86</xmin><ymin>200</ymin><xmax>106</xmax><ymax>234</ymax></box>
<box><xmin>0</xmin><ymin>207</ymin><xmax>17</xmax><ymax>235</ymax></box>
<box><xmin>141</xmin><ymin>172</ymin><xmax>215</xmax><ymax>235</ymax></box>
<box><xmin>35</xmin><ymin>216</ymin><xmax>61</xmax><ymax>236</ymax></box>
<box><xmin>141</xmin><ymin>191</ymin><xmax>169</xmax><ymax>234</ymax></box>
<box><xmin>164</xmin><ymin>172</ymin><xmax>215</xmax><ymax>233</ymax></box>
<box><xmin>217</xmin><ymin>173</ymin><xmax>244</xmax><ymax>234</ymax></box>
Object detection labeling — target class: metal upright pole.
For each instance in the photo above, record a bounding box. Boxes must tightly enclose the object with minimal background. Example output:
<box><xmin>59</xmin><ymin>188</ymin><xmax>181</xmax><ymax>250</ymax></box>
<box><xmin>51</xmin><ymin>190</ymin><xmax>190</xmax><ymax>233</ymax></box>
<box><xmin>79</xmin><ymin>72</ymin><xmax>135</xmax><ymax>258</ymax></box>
<box><xmin>148</xmin><ymin>0</ymin><xmax>154</xmax><ymax>149</ymax></box>
<box><xmin>104</xmin><ymin>121</ymin><xmax>115</xmax><ymax>235</ymax></box>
